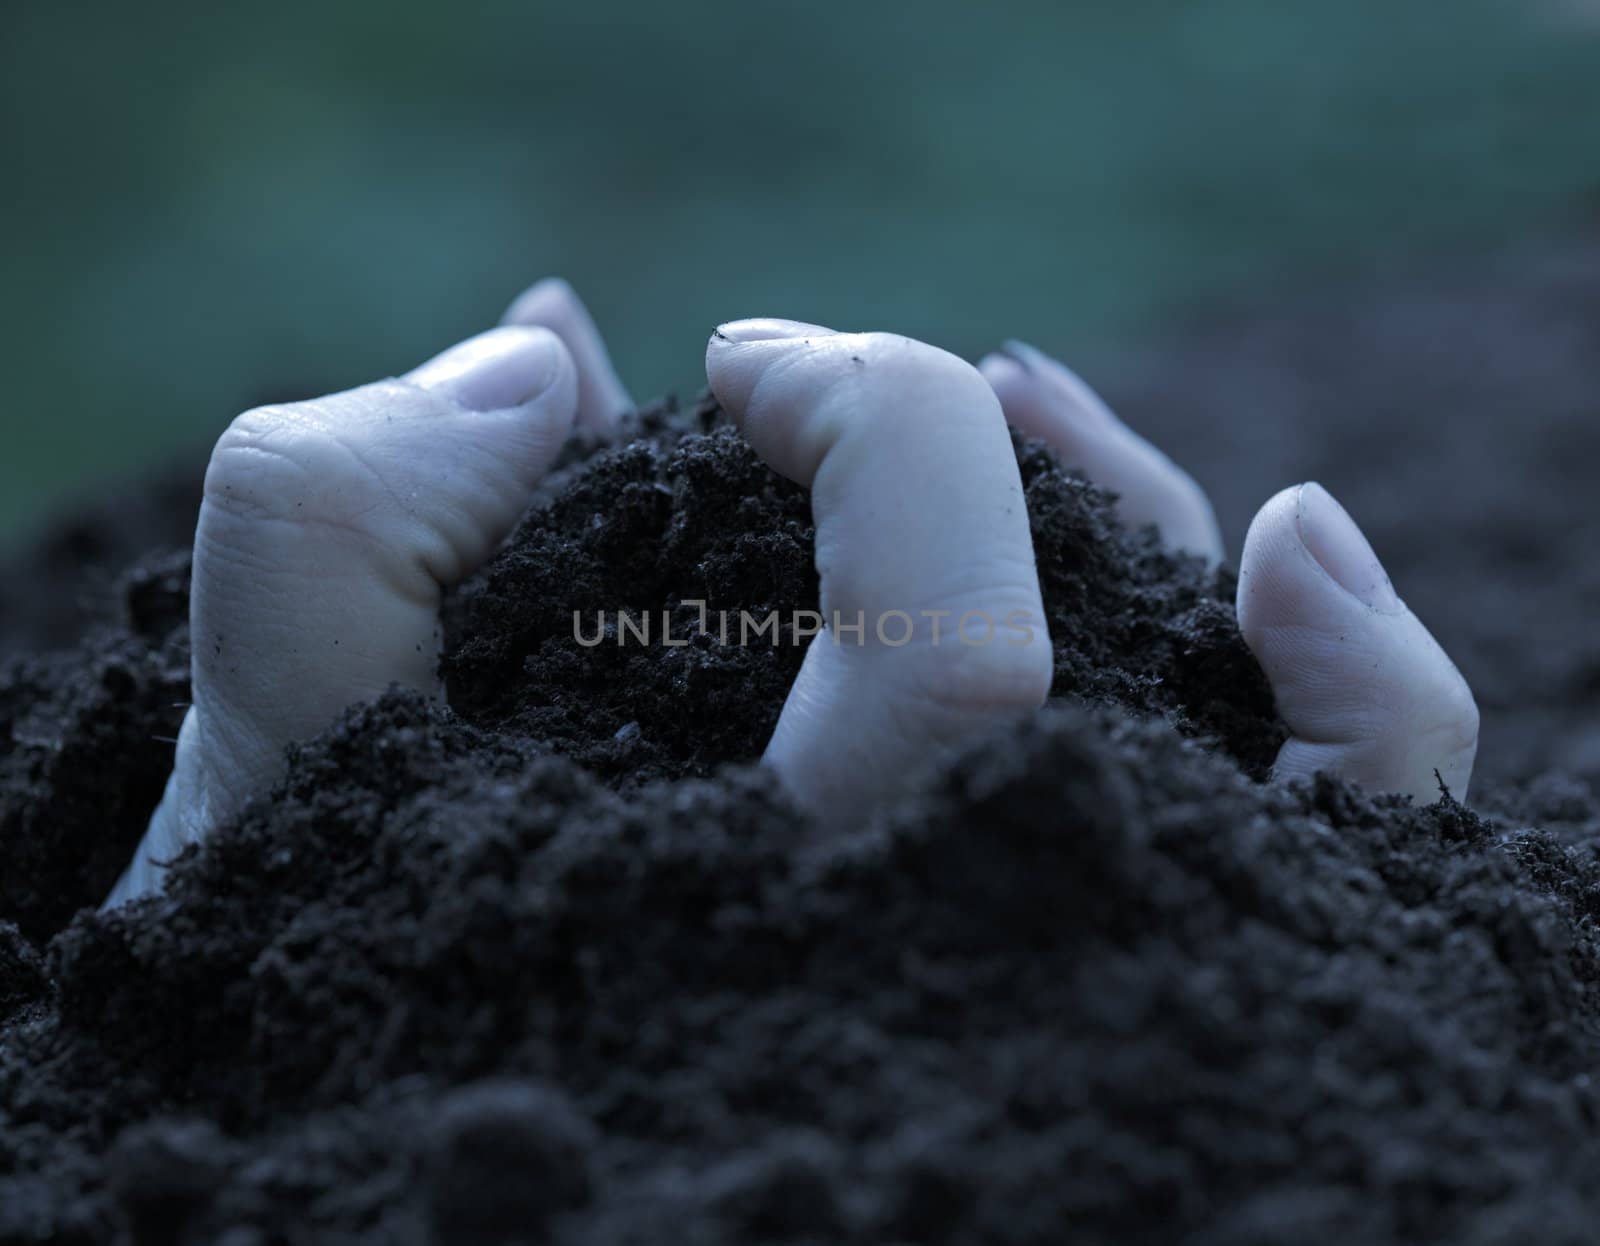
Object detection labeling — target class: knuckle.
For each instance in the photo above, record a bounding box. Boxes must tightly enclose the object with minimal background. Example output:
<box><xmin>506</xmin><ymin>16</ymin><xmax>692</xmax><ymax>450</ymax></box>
<box><xmin>917</xmin><ymin>642</ymin><xmax>1053</xmax><ymax>721</ymax></box>
<box><xmin>1437</xmin><ymin>679</ymin><xmax>1481</xmax><ymax>754</ymax></box>
<box><xmin>203</xmin><ymin>402</ymin><xmax>371</xmax><ymax>525</ymax></box>
<box><xmin>204</xmin><ymin>406</ymin><xmax>308</xmax><ymax>514</ymax></box>
<box><xmin>863</xmin><ymin>334</ymin><xmax>988</xmax><ymax>390</ymax></box>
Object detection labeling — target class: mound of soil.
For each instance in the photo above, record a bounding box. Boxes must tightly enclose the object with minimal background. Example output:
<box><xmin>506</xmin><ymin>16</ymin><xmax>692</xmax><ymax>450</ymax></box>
<box><xmin>5</xmin><ymin>243</ymin><xmax>1600</xmax><ymax>1244</ymax></box>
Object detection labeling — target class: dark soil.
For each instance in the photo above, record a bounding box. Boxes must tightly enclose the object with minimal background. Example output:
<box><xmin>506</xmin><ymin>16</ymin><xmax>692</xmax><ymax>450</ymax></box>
<box><xmin>4</xmin><ymin>240</ymin><xmax>1600</xmax><ymax>1244</ymax></box>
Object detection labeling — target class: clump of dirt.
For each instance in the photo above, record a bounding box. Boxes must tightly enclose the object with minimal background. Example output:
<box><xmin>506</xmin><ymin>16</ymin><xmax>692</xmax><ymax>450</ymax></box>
<box><xmin>0</xmin><ymin>556</ymin><xmax>190</xmax><ymax>942</ymax></box>
<box><xmin>0</xmin><ymin>468</ymin><xmax>199</xmax><ymax>658</ymax></box>
<box><xmin>439</xmin><ymin>397</ymin><xmax>1280</xmax><ymax>788</ymax></box>
<box><xmin>5</xmin><ymin>244</ymin><xmax>1600</xmax><ymax>1243</ymax></box>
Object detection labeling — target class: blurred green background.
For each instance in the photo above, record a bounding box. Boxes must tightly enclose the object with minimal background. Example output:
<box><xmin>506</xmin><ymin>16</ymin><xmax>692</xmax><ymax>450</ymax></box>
<box><xmin>4</xmin><ymin>0</ymin><xmax>1600</xmax><ymax>544</ymax></box>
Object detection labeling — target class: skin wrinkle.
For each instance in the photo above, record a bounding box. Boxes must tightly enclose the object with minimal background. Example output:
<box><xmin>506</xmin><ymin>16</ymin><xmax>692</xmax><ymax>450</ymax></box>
<box><xmin>210</xmin><ymin>432</ymin><xmax>394</xmax><ymax>528</ymax></box>
<box><xmin>884</xmin><ymin>642</ymin><xmax>1055</xmax><ymax>722</ymax></box>
<box><xmin>204</xmin><ymin>511</ymin><xmax>441</xmax><ymax>609</ymax></box>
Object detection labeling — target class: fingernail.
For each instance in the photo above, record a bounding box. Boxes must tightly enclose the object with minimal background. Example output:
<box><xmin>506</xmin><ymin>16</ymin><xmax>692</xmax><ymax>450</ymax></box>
<box><xmin>501</xmin><ymin>276</ymin><xmax>575</xmax><ymax>326</ymax></box>
<box><xmin>1295</xmin><ymin>482</ymin><xmax>1403</xmax><ymax>612</ymax></box>
<box><xmin>710</xmin><ymin>318</ymin><xmax>834</xmax><ymax>346</ymax></box>
<box><xmin>999</xmin><ymin>339</ymin><xmax>1050</xmax><ymax>374</ymax></box>
<box><xmin>1000</xmin><ymin>340</ymin><xmax>1102</xmax><ymax>400</ymax></box>
<box><xmin>407</xmin><ymin>326</ymin><xmax>564</xmax><ymax>411</ymax></box>
<box><xmin>977</xmin><ymin>352</ymin><xmax>1025</xmax><ymax>381</ymax></box>
<box><xmin>987</xmin><ymin>340</ymin><xmax>1117</xmax><ymax>437</ymax></box>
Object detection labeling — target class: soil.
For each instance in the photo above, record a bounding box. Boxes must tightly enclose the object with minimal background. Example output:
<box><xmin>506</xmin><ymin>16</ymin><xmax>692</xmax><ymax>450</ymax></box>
<box><xmin>4</xmin><ymin>239</ymin><xmax>1600</xmax><ymax>1244</ymax></box>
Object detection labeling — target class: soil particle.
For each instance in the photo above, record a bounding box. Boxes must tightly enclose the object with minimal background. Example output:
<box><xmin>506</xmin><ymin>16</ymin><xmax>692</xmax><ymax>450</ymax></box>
<box><xmin>440</xmin><ymin>398</ymin><xmax>1279</xmax><ymax>789</ymax></box>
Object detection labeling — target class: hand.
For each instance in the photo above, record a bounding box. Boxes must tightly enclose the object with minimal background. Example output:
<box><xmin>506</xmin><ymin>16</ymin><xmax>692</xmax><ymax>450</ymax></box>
<box><xmin>979</xmin><ymin>339</ymin><xmax>1479</xmax><ymax>804</ymax></box>
<box><xmin>106</xmin><ymin>283</ymin><xmax>1479</xmax><ymax>904</ymax></box>
<box><xmin>106</xmin><ymin>281</ymin><xmax>629</xmax><ymax>903</ymax></box>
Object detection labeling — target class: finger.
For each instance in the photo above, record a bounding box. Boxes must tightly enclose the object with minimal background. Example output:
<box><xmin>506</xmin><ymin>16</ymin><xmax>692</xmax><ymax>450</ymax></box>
<box><xmin>501</xmin><ymin>277</ymin><xmax>632</xmax><ymax>435</ymax></box>
<box><xmin>1237</xmin><ymin>482</ymin><xmax>1478</xmax><ymax>803</ymax></box>
<box><xmin>707</xmin><ymin>318</ymin><xmax>1053</xmax><ymax>821</ymax></box>
<box><xmin>210</xmin><ymin>327</ymin><xmax>577</xmax><ymax>598</ymax></box>
<box><xmin>979</xmin><ymin>341</ymin><xmax>1224</xmax><ymax>564</ymax></box>
<box><xmin>107</xmin><ymin>327</ymin><xmax>578</xmax><ymax>906</ymax></box>
<box><xmin>399</xmin><ymin>326</ymin><xmax>580</xmax><ymax>579</ymax></box>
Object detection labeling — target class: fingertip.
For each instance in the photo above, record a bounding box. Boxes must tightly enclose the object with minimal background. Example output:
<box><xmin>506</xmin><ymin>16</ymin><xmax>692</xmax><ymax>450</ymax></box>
<box><xmin>703</xmin><ymin>330</ymin><xmax>756</xmax><ymax>423</ymax></box>
<box><xmin>704</xmin><ymin>319</ymin><xmax>841</xmax><ymax>429</ymax></box>
<box><xmin>500</xmin><ymin>277</ymin><xmax>632</xmax><ymax>434</ymax></box>
<box><xmin>996</xmin><ymin>341</ymin><xmax>1108</xmax><ymax>415</ymax></box>
<box><xmin>518</xmin><ymin>334</ymin><xmax>581</xmax><ymax>465</ymax></box>
<box><xmin>709</xmin><ymin>317</ymin><xmax>836</xmax><ymax>346</ymax></box>
<box><xmin>410</xmin><ymin>325</ymin><xmax>579</xmax><ymax>456</ymax></box>
<box><xmin>1239</xmin><ymin>479</ymin><xmax>1478</xmax><ymax>803</ymax></box>
<box><xmin>1237</xmin><ymin>484</ymin><xmax>1318</xmax><ymax>638</ymax></box>
<box><xmin>500</xmin><ymin>276</ymin><xmax>577</xmax><ymax>327</ymax></box>
<box><xmin>1240</xmin><ymin>482</ymin><xmax>1402</xmax><ymax>630</ymax></box>
<box><xmin>978</xmin><ymin>341</ymin><xmax>1122</xmax><ymax>439</ymax></box>
<box><xmin>978</xmin><ymin>352</ymin><xmax>1055</xmax><ymax>447</ymax></box>
<box><xmin>1240</xmin><ymin>483</ymin><xmax>1303</xmax><ymax>561</ymax></box>
<box><xmin>977</xmin><ymin>351</ymin><xmax>1028</xmax><ymax>395</ymax></box>
<box><xmin>406</xmin><ymin>325</ymin><xmax>571</xmax><ymax>413</ymax></box>
<box><xmin>536</xmin><ymin>332</ymin><xmax>581</xmax><ymax>431</ymax></box>
<box><xmin>1294</xmin><ymin>482</ymin><xmax>1403</xmax><ymax>614</ymax></box>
